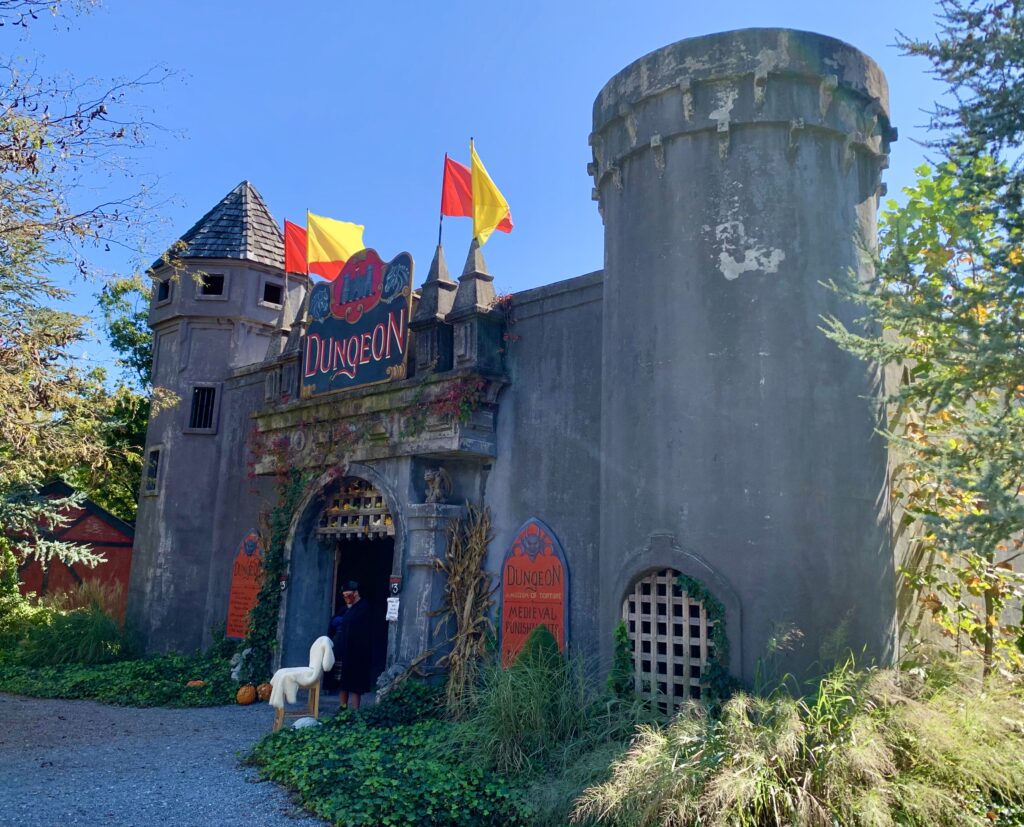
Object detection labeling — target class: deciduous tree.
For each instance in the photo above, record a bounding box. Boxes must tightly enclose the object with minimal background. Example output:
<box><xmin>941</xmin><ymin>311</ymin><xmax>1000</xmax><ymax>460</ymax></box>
<box><xmin>826</xmin><ymin>0</ymin><xmax>1024</xmax><ymax>671</ymax></box>
<box><xmin>0</xmin><ymin>0</ymin><xmax>165</xmax><ymax>573</ymax></box>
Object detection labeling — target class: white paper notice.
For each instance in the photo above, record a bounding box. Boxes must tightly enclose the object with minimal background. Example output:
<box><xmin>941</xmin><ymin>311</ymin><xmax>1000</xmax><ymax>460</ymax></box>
<box><xmin>386</xmin><ymin>597</ymin><xmax>400</xmax><ymax>622</ymax></box>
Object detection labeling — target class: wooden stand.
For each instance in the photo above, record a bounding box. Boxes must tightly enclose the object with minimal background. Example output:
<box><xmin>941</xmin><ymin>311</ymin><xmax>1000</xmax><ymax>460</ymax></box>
<box><xmin>271</xmin><ymin>680</ymin><xmax>321</xmax><ymax>732</ymax></box>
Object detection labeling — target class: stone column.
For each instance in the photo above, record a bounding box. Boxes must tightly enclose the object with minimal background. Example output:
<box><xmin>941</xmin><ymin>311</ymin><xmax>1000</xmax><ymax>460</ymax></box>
<box><xmin>396</xmin><ymin>503</ymin><xmax>465</xmax><ymax>669</ymax></box>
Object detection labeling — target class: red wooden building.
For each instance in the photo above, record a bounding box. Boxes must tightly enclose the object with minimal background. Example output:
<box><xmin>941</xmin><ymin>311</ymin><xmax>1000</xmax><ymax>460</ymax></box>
<box><xmin>17</xmin><ymin>481</ymin><xmax>135</xmax><ymax>622</ymax></box>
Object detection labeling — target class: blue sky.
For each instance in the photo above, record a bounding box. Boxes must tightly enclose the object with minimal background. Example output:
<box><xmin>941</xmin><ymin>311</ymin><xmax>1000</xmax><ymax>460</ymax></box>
<box><xmin>21</xmin><ymin>0</ymin><xmax>943</xmax><ymax>376</ymax></box>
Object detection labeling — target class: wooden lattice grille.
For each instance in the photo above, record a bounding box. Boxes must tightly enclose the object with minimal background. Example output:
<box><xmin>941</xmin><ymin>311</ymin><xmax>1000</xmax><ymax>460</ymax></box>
<box><xmin>622</xmin><ymin>568</ymin><xmax>714</xmax><ymax>708</ymax></box>
<box><xmin>316</xmin><ymin>479</ymin><xmax>394</xmax><ymax>540</ymax></box>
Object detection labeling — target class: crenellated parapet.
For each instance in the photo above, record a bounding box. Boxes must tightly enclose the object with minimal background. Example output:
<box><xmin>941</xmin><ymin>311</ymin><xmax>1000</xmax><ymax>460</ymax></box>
<box><xmin>589</xmin><ymin>28</ymin><xmax>896</xmax><ymax>220</ymax></box>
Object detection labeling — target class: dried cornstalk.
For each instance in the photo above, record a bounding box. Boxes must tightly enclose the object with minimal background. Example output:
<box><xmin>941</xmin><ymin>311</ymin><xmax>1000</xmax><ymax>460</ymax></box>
<box><xmin>435</xmin><ymin>502</ymin><xmax>495</xmax><ymax>717</ymax></box>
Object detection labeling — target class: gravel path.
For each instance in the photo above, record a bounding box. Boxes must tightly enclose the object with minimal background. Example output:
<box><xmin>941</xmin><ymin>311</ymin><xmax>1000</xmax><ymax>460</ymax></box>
<box><xmin>0</xmin><ymin>693</ymin><xmax>328</xmax><ymax>827</ymax></box>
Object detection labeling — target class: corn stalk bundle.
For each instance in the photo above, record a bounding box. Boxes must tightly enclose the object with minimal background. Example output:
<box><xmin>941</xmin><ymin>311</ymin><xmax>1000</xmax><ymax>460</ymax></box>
<box><xmin>436</xmin><ymin>502</ymin><xmax>495</xmax><ymax>717</ymax></box>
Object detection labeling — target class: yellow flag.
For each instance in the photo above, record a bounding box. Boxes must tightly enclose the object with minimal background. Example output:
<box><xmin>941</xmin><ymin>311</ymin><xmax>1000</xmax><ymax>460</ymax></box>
<box><xmin>306</xmin><ymin>211</ymin><xmax>365</xmax><ymax>265</ymax></box>
<box><xmin>471</xmin><ymin>140</ymin><xmax>511</xmax><ymax>245</ymax></box>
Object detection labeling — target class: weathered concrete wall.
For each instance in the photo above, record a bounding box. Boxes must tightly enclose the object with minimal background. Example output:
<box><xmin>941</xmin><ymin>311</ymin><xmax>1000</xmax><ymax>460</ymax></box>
<box><xmin>128</xmin><ymin>259</ymin><xmax>298</xmax><ymax>653</ymax></box>
<box><xmin>199</xmin><ymin>365</ymin><xmax>276</xmax><ymax>651</ymax></box>
<box><xmin>592</xmin><ymin>28</ymin><xmax>895</xmax><ymax>681</ymax></box>
<box><xmin>484</xmin><ymin>272</ymin><xmax>604</xmax><ymax>661</ymax></box>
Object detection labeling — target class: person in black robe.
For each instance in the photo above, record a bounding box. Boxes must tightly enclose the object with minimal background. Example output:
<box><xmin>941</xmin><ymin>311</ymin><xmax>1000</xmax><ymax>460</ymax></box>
<box><xmin>333</xmin><ymin>580</ymin><xmax>373</xmax><ymax>709</ymax></box>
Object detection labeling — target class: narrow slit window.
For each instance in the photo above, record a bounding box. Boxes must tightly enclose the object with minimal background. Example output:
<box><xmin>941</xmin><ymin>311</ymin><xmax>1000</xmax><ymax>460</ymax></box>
<box><xmin>144</xmin><ymin>449</ymin><xmax>160</xmax><ymax>494</ymax></box>
<box><xmin>189</xmin><ymin>386</ymin><xmax>217</xmax><ymax>430</ymax></box>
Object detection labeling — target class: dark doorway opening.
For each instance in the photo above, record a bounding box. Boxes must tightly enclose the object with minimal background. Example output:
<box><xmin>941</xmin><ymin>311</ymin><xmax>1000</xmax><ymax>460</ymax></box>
<box><xmin>326</xmin><ymin>536</ymin><xmax>393</xmax><ymax>692</ymax></box>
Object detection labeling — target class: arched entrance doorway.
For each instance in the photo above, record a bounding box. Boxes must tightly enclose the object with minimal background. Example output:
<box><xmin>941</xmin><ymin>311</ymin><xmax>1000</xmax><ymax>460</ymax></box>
<box><xmin>278</xmin><ymin>468</ymin><xmax>403</xmax><ymax>687</ymax></box>
<box><xmin>317</xmin><ymin>477</ymin><xmax>394</xmax><ymax>691</ymax></box>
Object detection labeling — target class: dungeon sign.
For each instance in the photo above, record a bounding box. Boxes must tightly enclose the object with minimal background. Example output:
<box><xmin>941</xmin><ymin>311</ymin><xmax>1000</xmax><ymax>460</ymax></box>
<box><xmin>226</xmin><ymin>529</ymin><xmax>263</xmax><ymax>639</ymax></box>
<box><xmin>500</xmin><ymin>518</ymin><xmax>569</xmax><ymax>666</ymax></box>
<box><xmin>301</xmin><ymin>249</ymin><xmax>414</xmax><ymax>396</ymax></box>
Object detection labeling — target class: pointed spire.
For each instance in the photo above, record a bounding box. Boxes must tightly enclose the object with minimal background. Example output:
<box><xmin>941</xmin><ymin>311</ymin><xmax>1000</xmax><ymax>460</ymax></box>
<box><xmin>461</xmin><ymin>236</ymin><xmax>490</xmax><ymax>278</ymax></box>
<box><xmin>149</xmin><ymin>180</ymin><xmax>284</xmax><ymax>272</ymax></box>
<box><xmin>450</xmin><ymin>237</ymin><xmax>497</xmax><ymax>317</ymax></box>
<box><xmin>412</xmin><ymin>245</ymin><xmax>458</xmax><ymax>324</ymax></box>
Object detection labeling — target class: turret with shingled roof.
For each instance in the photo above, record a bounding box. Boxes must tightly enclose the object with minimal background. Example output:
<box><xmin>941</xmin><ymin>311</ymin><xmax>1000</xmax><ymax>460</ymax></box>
<box><xmin>150</xmin><ymin>181</ymin><xmax>284</xmax><ymax>272</ymax></box>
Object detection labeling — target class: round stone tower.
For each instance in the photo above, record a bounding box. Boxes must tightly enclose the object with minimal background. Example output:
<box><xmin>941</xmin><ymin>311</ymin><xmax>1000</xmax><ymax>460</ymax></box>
<box><xmin>592</xmin><ymin>29</ymin><xmax>897</xmax><ymax>682</ymax></box>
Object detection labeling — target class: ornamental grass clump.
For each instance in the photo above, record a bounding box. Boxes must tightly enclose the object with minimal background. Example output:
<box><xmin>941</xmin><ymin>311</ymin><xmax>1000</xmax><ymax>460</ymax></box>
<box><xmin>464</xmin><ymin>625</ymin><xmax>591</xmax><ymax>775</ymax></box>
<box><xmin>573</xmin><ymin>658</ymin><xmax>1024</xmax><ymax>826</ymax></box>
<box><xmin>16</xmin><ymin>596</ymin><xmax>128</xmax><ymax>666</ymax></box>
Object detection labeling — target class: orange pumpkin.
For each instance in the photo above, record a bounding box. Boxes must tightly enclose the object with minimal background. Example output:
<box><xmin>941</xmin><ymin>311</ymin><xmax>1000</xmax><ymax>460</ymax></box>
<box><xmin>185</xmin><ymin>679</ymin><xmax>206</xmax><ymax>688</ymax></box>
<box><xmin>236</xmin><ymin>684</ymin><xmax>257</xmax><ymax>705</ymax></box>
<box><xmin>256</xmin><ymin>682</ymin><xmax>272</xmax><ymax>702</ymax></box>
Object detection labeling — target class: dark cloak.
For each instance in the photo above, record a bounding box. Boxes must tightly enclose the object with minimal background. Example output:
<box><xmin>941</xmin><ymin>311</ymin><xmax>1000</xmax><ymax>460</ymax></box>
<box><xmin>332</xmin><ymin>597</ymin><xmax>373</xmax><ymax>694</ymax></box>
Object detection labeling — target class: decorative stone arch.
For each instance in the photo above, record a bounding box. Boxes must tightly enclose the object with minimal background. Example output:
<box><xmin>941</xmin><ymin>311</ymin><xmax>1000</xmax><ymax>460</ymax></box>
<box><xmin>612</xmin><ymin>533</ymin><xmax>742</xmax><ymax>688</ymax></box>
<box><xmin>275</xmin><ymin>461</ymin><xmax>407</xmax><ymax>671</ymax></box>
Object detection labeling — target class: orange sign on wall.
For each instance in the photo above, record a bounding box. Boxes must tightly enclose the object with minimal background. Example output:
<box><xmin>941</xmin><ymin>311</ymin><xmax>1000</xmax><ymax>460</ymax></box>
<box><xmin>226</xmin><ymin>530</ymin><xmax>263</xmax><ymax>639</ymax></box>
<box><xmin>500</xmin><ymin>519</ymin><xmax>569</xmax><ymax>666</ymax></box>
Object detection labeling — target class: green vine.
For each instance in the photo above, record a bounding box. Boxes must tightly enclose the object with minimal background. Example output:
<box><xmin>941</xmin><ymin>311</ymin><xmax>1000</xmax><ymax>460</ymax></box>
<box><xmin>675</xmin><ymin>573</ymin><xmax>737</xmax><ymax>703</ymax></box>
<box><xmin>240</xmin><ymin>467</ymin><xmax>310</xmax><ymax>684</ymax></box>
<box><xmin>607</xmin><ymin>619</ymin><xmax>634</xmax><ymax>699</ymax></box>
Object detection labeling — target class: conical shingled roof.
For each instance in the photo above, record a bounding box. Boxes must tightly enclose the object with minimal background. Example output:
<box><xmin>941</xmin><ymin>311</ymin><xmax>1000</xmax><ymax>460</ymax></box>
<box><xmin>150</xmin><ymin>181</ymin><xmax>284</xmax><ymax>271</ymax></box>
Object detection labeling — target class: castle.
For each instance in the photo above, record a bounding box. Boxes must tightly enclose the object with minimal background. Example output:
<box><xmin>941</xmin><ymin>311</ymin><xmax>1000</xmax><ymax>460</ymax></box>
<box><xmin>128</xmin><ymin>28</ymin><xmax>898</xmax><ymax>702</ymax></box>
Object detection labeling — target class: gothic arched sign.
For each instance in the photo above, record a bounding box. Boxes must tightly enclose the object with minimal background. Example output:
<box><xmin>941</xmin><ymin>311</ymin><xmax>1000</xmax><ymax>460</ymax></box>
<box><xmin>500</xmin><ymin>518</ymin><xmax>569</xmax><ymax>666</ymax></box>
<box><xmin>226</xmin><ymin>529</ymin><xmax>263</xmax><ymax>639</ymax></box>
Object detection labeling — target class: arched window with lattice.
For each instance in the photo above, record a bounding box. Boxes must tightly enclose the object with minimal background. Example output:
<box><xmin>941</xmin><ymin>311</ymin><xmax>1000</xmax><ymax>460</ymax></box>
<box><xmin>621</xmin><ymin>568</ymin><xmax>717</xmax><ymax>708</ymax></box>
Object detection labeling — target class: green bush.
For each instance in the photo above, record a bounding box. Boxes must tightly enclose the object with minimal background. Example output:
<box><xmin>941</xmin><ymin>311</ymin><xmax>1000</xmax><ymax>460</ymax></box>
<box><xmin>574</xmin><ymin>658</ymin><xmax>1024</xmax><ymax>826</ymax></box>
<box><xmin>0</xmin><ymin>591</ymin><xmax>53</xmax><ymax>654</ymax></box>
<box><xmin>250</xmin><ymin>714</ymin><xmax>527</xmax><ymax>826</ymax></box>
<box><xmin>359</xmin><ymin>680</ymin><xmax>444</xmax><ymax>728</ymax></box>
<box><xmin>462</xmin><ymin>625</ymin><xmax>591</xmax><ymax>775</ymax></box>
<box><xmin>17</xmin><ymin>602</ymin><xmax>128</xmax><ymax>666</ymax></box>
<box><xmin>0</xmin><ymin>651</ymin><xmax>237</xmax><ymax>706</ymax></box>
<box><xmin>461</xmin><ymin>625</ymin><xmax>658</xmax><ymax>779</ymax></box>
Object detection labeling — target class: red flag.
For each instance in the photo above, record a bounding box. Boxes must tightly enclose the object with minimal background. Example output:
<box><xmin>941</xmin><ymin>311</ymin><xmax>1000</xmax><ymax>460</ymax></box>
<box><xmin>441</xmin><ymin>154</ymin><xmax>473</xmax><ymax>218</ymax></box>
<box><xmin>441</xmin><ymin>154</ymin><xmax>512</xmax><ymax>233</ymax></box>
<box><xmin>284</xmin><ymin>220</ymin><xmax>307</xmax><ymax>274</ymax></box>
<box><xmin>283</xmin><ymin>219</ymin><xmax>344</xmax><ymax>280</ymax></box>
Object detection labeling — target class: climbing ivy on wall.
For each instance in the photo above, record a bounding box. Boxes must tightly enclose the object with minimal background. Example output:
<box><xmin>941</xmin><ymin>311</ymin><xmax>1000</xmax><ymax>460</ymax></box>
<box><xmin>675</xmin><ymin>573</ymin><xmax>737</xmax><ymax>702</ymax></box>
<box><xmin>240</xmin><ymin>467</ymin><xmax>310</xmax><ymax>683</ymax></box>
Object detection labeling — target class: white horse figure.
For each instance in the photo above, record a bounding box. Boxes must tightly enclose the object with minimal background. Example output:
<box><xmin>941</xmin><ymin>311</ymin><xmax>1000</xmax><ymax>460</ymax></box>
<box><xmin>268</xmin><ymin>636</ymin><xmax>335</xmax><ymax>709</ymax></box>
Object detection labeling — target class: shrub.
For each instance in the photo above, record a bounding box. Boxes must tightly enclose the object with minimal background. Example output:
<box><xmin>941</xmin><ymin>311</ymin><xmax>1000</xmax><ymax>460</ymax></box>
<box><xmin>0</xmin><ymin>651</ymin><xmax>237</xmax><ymax>706</ymax></box>
<box><xmin>0</xmin><ymin>591</ymin><xmax>53</xmax><ymax>654</ymax></box>
<box><xmin>460</xmin><ymin>623</ymin><xmax>661</xmax><ymax>811</ymax></box>
<box><xmin>17</xmin><ymin>602</ymin><xmax>128</xmax><ymax>666</ymax></box>
<box><xmin>249</xmin><ymin>715</ymin><xmax>527</xmax><ymax>826</ymax></box>
<box><xmin>573</xmin><ymin>658</ymin><xmax>1024</xmax><ymax>826</ymax></box>
<box><xmin>359</xmin><ymin>679</ymin><xmax>444</xmax><ymax>728</ymax></box>
<box><xmin>462</xmin><ymin>625</ymin><xmax>591</xmax><ymax>775</ymax></box>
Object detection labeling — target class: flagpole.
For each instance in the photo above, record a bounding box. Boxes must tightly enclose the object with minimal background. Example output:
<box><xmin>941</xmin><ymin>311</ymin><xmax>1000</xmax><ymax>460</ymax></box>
<box><xmin>438</xmin><ymin>153</ymin><xmax>447</xmax><ymax>249</ymax></box>
<box><xmin>302</xmin><ymin>209</ymin><xmax>311</xmax><ymax>337</ymax></box>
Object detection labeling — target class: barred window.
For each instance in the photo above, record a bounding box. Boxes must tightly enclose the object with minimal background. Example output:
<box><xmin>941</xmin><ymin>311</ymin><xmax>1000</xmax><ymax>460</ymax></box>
<box><xmin>622</xmin><ymin>568</ymin><xmax>715</xmax><ymax>709</ymax></box>
<box><xmin>188</xmin><ymin>386</ymin><xmax>217</xmax><ymax>431</ymax></box>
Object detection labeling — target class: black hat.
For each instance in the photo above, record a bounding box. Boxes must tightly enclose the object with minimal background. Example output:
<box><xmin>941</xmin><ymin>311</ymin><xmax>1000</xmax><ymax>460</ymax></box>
<box><xmin>342</xmin><ymin>580</ymin><xmax>360</xmax><ymax>592</ymax></box>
